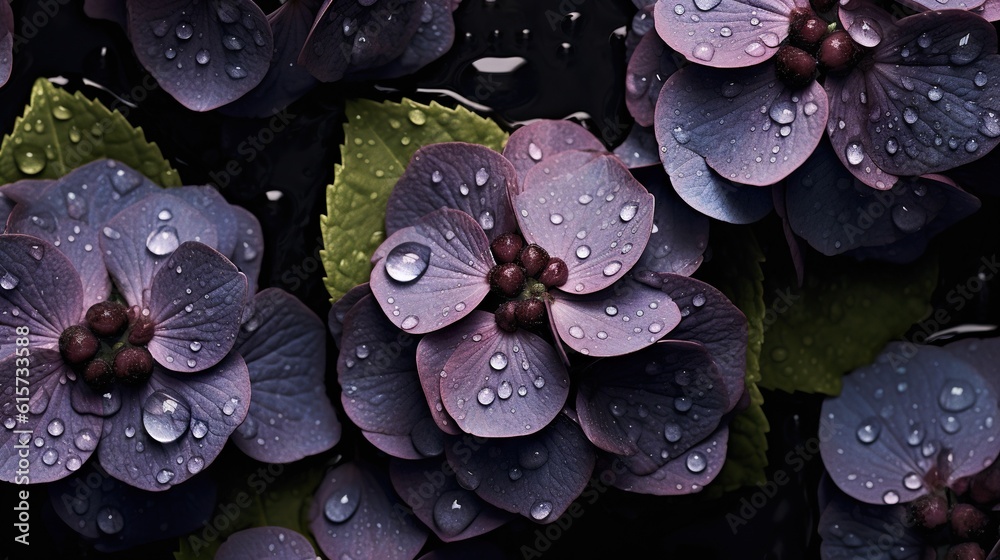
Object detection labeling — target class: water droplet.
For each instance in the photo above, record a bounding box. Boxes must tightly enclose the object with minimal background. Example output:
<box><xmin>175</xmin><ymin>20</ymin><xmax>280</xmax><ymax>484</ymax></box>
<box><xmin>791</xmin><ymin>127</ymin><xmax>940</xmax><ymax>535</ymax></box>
<box><xmin>142</xmin><ymin>390</ymin><xmax>191</xmax><ymax>444</ymax></box>
<box><xmin>489</xmin><ymin>352</ymin><xmax>508</xmax><ymax>370</ymax></box>
<box><xmin>576</xmin><ymin>245</ymin><xmax>591</xmax><ymax>259</ymax></box>
<box><xmin>156</xmin><ymin>469</ymin><xmax>175</xmax><ymax>484</ymax></box>
<box><xmin>191</xmin><ymin>420</ymin><xmax>208</xmax><ymax>439</ymax></box>
<box><xmin>769</xmin><ymin>101</ymin><xmax>796</xmax><ymax>125</ymax></box>
<box><xmin>222</xmin><ymin>397</ymin><xmax>239</xmax><ymax>416</ymax></box>
<box><xmin>674</xmin><ymin>4</ymin><xmax>685</xmax><ymax>14</ymax></box>
<box><xmin>475</xmin><ymin>168</ymin><xmax>489</xmax><ymax>186</ymax></box>
<box><xmin>671</xmin><ymin>125</ymin><xmax>690</xmax><ymax>144</ymax></box>
<box><xmin>152</xmin><ymin>19</ymin><xmax>170</xmax><ymax>37</ymax></box>
<box><xmin>578</xmin><ymin>194</ymin><xmax>593</xmax><ymax>205</ymax></box>
<box><xmin>744</xmin><ymin>42</ymin><xmax>765</xmax><ymax>57</ymax></box>
<box><xmin>686</xmin><ymin>451</ymin><xmax>707</xmax><ymax>473</ymax></box>
<box><xmin>692</xmin><ymin>42</ymin><xmax>715</xmax><ymax>61</ymax></box>
<box><xmin>927</xmin><ymin>86</ymin><xmax>942</xmax><ymax>102</ymax></box>
<box><xmin>225</xmin><ymin>64</ymin><xmax>248</xmax><ymax>79</ymax></box>
<box><xmin>939</xmin><ymin>381</ymin><xmax>976</xmax><ymax>412</ymax></box>
<box><xmin>478</xmin><ymin>210</ymin><xmax>495</xmax><ymax>231</ymax></box>
<box><xmin>324</xmin><ymin>485</ymin><xmax>360</xmax><ymax>523</ymax></box>
<box><xmin>965</xmin><ymin>138</ymin><xmax>979</xmax><ymax>153</ymax></box>
<box><xmin>692</xmin><ymin>293</ymin><xmax>706</xmax><ymax>307</ymax></box>
<box><xmin>74</xmin><ymin>429</ymin><xmax>97</xmax><ymax>451</ymax></box>
<box><xmin>619</xmin><ymin>202</ymin><xmax>638</xmax><ymax>222</ymax></box>
<box><xmin>13</xmin><ymin>145</ymin><xmax>46</xmax><ymax>175</ymax></box>
<box><xmin>530</xmin><ymin>501</ymin><xmax>553</xmax><ymax>520</ymax></box>
<box><xmin>941</xmin><ymin>415</ymin><xmax>961</xmax><ymax>434</ymax></box>
<box><xmin>508</xmin><ymin>467</ymin><xmax>522</xmax><ymax>480</ymax></box>
<box><xmin>549</xmin><ymin>213</ymin><xmax>564</xmax><ymax>225</ymax></box>
<box><xmin>408</xmin><ymin>109</ymin><xmax>427</xmax><ymax>125</ymax></box>
<box><xmin>96</xmin><ymin>506</ymin><xmax>124</xmax><ymax>534</ymax></box>
<box><xmin>903</xmin><ymin>106</ymin><xmax>919</xmax><ymax>124</ymax></box>
<box><xmin>975</xmin><ymin>71</ymin><xmax>988</xmax><ymax>87</ymax></box>
<box><xmin>664</xmin><ymin>423</ymin><xmax>682</xmax><ymax>442</ymax></box>
<box><xmin>401</xmin><ymin>315</ymin><xmax>419</xmax><ymax>330</ymax></box>
<box><xmin>674</xmin><ymin>397</ymin><xmax>692</xmax><ymax>412</ymax></box>
<box><xmin>602</xmin><ymin>261</ymin><xmax>622</xmax><ymax>276</ymax></box>
<box><xmin>384</xmin><ymin>241</ymin><xmax>431</xmax><ymax>283</ymax></box>
<box><xmin>891</xmin><ymin>204</ymin><xmax>926</xmax><ymax>233</ymax></box>
<box><xmin>223</xmin><ymin>35</ymin><xmax>244</xmax><ymax>51</ymax></box>
<box><xmin>146</xmin><ymin>225</ymin><xmax>180</xmax><ymax>256</ymax></box>
<box><xmin>845</xmin><ymin>143</ymin><xmax>864</xmax><ymax>166</ymax></box>
<box><xmin>903</xmin><ymin>472</ymin><xmax>922</xmax><ymax>490</ymax></box>
<box><xmin>47</xmin><ymin>419</ymin><xmax>65</xmax><ymax>437</ymax></box>
<box><xmin>0</xmin><ymin>266</ymin><xmax>19</xmax><ymax>290</ymax></box>
<box><xmin>568</xmin><ymin>325</ymin><xmax>584</xmax><ymax>339</ymax></box>
<box><xmin>430</xmin><ymin>170</ymin><xmax>443</xmax><ymax>183</ymax></box>
<box><xmin>882</xmin><ymin>490</ymin><xmax>899</xmax><ymax>505</ymax></box>
<box><xmin>477</xmin><ymin>387</ymin><xmax>496</xmax><ymax>405</ymax></box>
<box><xmin>605</xmin><ymin>305</ymin><xmax>618</xmax><ymax>316</ymax></box>
<box><xmin>433</xmin><ymin>491</ymin><xmax>480</xmax><ymax>536</ymax></box>
<box><xmin>175</xmin><ymin>22</ymin><xmax>193</xmax><ymax>40</ymax></box>
<box><xmin>856</xmin><ymin>417</ymin><xmax>880</xmax><ymax>444</ymax></box>
<box><xmin>528</xmin><ymin>142</ymin><xmax>543</xmax><ymax>161</ymax></box>
<box><xmin>187</xmin><ymin>456</ymin><xmax>205</xmax><ymax>474</ymax></box>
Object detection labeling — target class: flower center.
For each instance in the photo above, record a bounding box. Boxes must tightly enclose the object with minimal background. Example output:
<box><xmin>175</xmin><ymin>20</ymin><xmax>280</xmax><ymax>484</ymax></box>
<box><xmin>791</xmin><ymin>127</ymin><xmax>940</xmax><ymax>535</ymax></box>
<box><xmin>59</xmin><ymin>300</ymin><xmax>156</xmax><ymax>390</ymax></box>
<box><xmin>487</xmin><ymin>234</ymin><xmax>567</xmax><ymax>332</ymax></box>
<box><xmin>775</xmin><ymin>8</ymin><xmax>866</xmax><ymax>88</ymax></box>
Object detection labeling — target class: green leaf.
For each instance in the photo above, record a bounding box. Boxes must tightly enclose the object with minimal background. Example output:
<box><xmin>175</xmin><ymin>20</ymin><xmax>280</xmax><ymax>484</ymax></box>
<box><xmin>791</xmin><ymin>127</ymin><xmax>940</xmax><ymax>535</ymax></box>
<box><xmin>0</xmin><ymin>78</ymin><xmax>181</xmax><ymax>186</ymax></box>
<box><xmin>758</xmin><ymin>252</ymin><xmax>938</xmax><ymax>395</ymax></box>
<box><xmin>173</xmin><ymin>457</ymin><xmax>331</xmax><ymax>560</ymax></box>
<box><xmin>321</xmin><ymin>98</ymin><xmax>509</xmax><ymax>302</ymax></box>
<box><xmin>698</xmin><ymin>224</ymin><xmax>769</xmax><ymax>494</ymax></box>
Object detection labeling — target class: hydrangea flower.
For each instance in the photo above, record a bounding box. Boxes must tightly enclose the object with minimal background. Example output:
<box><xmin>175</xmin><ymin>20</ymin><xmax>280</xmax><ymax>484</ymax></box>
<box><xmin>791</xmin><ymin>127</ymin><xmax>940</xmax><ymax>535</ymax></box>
<box><xmin>324</xmin><ymin>121</ymin><xmax>748</xmax><ymax>551</ymax></box>
<box><xmin>215</xmin><ymin>526</ymin><xmax>319</xmax><ymax>560</ymax></box>
<box><xmin>0</xmin><ymin>159</ymin><xmax>338</xmax><ymax>493</ymax></box>
<box><xmin>0</xmin><ymin>0</ymin><xmax>11</xmax><ymax>90</ymax></box>
<box><xmin>818</xmin><ymin>337</ymin><xmax>1000</xmax><ymax>558</ymax></box>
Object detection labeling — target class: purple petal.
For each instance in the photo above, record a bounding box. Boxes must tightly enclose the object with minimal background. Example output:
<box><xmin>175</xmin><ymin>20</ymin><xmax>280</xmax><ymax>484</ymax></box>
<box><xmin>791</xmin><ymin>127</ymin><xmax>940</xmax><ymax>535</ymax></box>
<box><xmin>126</xmin><ymin>0</ymin><xmax>273</xmax><ymax>111</ymax></box>
<box><xmin>100</xmin><ymin>192</ymin><xmax>220</xmax><ymax>308</ymax></box>
<box><xmin>309</xmin><ymin>462</ymin><xmax>428</xmax><ymax>560</ymax></box>
<box><xmin>819</xmin><ymin>343</ymin><xmax>1000</xmax><ymax>505</ymax></box>
<box><xmin>229</xmin><ymin>205</ymin><xmax>264</xmax><ymax>296</ymax></box>
<box><xmin>0</xmin><ymin>0</ymin><xmax>12</xmax><ymax>88</ymax></box>
<box><xmin>0</xmin><ymin>178</ymin><xmax>55</xmax><ymax>205</ymax></box>
<box><xmin>518</xmin><ymin>152</ymin><xmax>654</xmax><ymax>294</ymax></box>
<box><xmin>575</xmin><ymin>340</ymin><xmax>728</xmax><ymax>473</ymax></box>
<box><xmin>657</xmin><ymin>62</ymin><xmax>829</xmax><ymax>186</ymax></box>
<box><xmin>166</xmin><ymin>186</ymin><xmax>239</xmax><ymax>257</ymax></box>
<box><xmin>974</xmin><ymin>0</ymin><xmax>1000</xmax><ymax>21</ymax></box>
<box><xmin>219</xmin><ymin>0</ymin><xmax>320</xmax><ymax>118</ymax></box>
<box><xmin>49</xmin><ymin>462</ymin><xmax>215</xmax><ymax>552</ymax></box>
<box><xmin>0</xmin><ymin>351</ymin><xmax>103</xmax><ymax>483</ymax></box>
<box><xmin>148</xmin><ymin>242</ymin><xmax>247</xmax><ymax>373</ymax></box>
<box><xmin>233</xmin><ymin>288</ymin><xmax>340</xmax><ymax>462</ymax></box>
<box><xmin>385</xmin><ymin>143</ymin><xmax>518</xmax><ymax>242</ymax></box>
<box><xmin>390</xmin><ymin>458</ymin><xmax>513</xmax><ymax>542</ymax></box>
<box><xmin>362</xmin><ymin>431</ymin><xmax>423</xmax><ymax>459</ymax></box>
<box><xmin>625</xmin><ymin>32</ymin><xmax>679</xmax><ymax>126</ymax></box>
<box><xmin>351</xmin><ymin>0</ymin><xmax>456</xmax><ymax>80</ymax></box>
<box><xmin>548</xmin><ymin>278</ymin><xmax>681</xmax><ymax>357</ymax></box>
<box><xmin>818</xmin><ymin>485</ymin><xmax>926</xmax><ymax>559</ymax></box>
<box><xmin>502</xmin><ymin>120</ymin><xmax>606</xmax><ymax>184</ymax></box>
<box><xmin>98</xmin><ymin>354</ymin><xmax>251</xmax><ymax>491</ymax></box>
<box><xmin>216</xmin><ymin>527</ymin><xmax>317</xmax><ymax>560</ymax></box>
<box><xmin>637</xmin><ymin>272</ymin><xmax>747</xmax><ymax>410</ymax></box>
<box><xmin>338</xmin><ymin>294</ymin><xmax>444</xmax><ymax>456</ymax></box>
<box><xmin>444</xmin><ymin>415</ymin><xmax>596</xmax><ymax>523</ymax></box>
<box><xmin>328</xmin><ymin>282</ymin><xmax>371</xmax><ymax>347</ymax></box>
<box><xmin>659</xmin><ymin>145</ymin><xmax>774</xmax><ymax>223</ymax></box>
<box><xmin>824</xmin><ymin>70</ymin><xmax>899</xmax><ymax>190</ymax></box>
<box><xmin>613</xmin><ymin>125</ymin><xmax>663</xmax><ymax>169</ymax></box>
<box><xmin>897</xmin><ymin>0</ymin><xmax>984</xmax><ymax>11</ymax></box>
<box><xmin>942</xmin><ymin>337</ymin><xmax>1000</xmax><ymax>394</ymax></box>
<box><xmin>370</xmin><ymin>208</ymin><xmax>494</xmax><ymax>334</ymax></box>
<box><xmin>632</xmin><ymin>167</ymin><xmax>709</xmax><ymax>276</ymax></box>
<box><xmin>422</xmin><ymin>311</ymin><xmax>570</xmax><ymax>438</ymax></box>
<box><xmin>0</xmin><ymin>191</ymin><xmax>12</xmax><ymax>227</ymax></box>
<box><xmin>299</xmin><ymin>0</ymin><xmax>423</xmax><ymax>82</ymax></box>
<box><xmin>84</xmin><ymin>0</ymin><xmax>127</xmax><ymax>26</ymax></box>
<box><xmin>414</xmin><ymin>323</ymin><xmax>464</xmax><ymax>436</ymax></box>
<box><xmin>608</xmin><ymin>425</ymin><xmax>729</xmax><ymax>494</ymax></box>
<box><xmin>0</xmin><ymin>235</ymin><xmax>84</xmax><ymax>358</ymax></box>
<box><xmin>654</xmin><ymin>0</ymin><xmax>801</xmax><ymax>68</ymax></box>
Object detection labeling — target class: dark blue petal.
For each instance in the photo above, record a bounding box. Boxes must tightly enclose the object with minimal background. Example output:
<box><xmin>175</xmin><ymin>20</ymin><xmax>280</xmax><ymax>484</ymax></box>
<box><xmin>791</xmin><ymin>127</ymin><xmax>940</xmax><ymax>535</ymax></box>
<box><xmin>349</xmin><ymin>0</ymin><xmax>456</xmax><ymax>80</ymax></box>
<box><xmin>632</xmin><ymin>167</ymin><xmax>709</xmax><ymax>276</ymax></box>
<box><xmin>818</xmin><ymin>484</ymin><xmax>926</xmax><ymax>559</ymax></box>
<box><xmin>328</xmin><ymin>282</ymin><xmax>371</xmax><ymax>347</ymax></box>
<box><xmin>607</xmin><ymin>425</ymin><xmax>729</xmax><ymax>495</ymax></box>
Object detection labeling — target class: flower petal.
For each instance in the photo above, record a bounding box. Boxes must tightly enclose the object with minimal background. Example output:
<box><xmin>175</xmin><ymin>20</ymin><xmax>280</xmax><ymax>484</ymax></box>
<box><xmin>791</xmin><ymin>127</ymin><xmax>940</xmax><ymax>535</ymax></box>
<box><xmin>518</xmin><ymin>152</ymin><xmax>654</xmax><ymax>294</ymax></box>
<box><xmin>444</xmin><ymin>415</ymin><xmax>596</xmax><ymax>523</ymax></box>
<box><xmin>0</xmin><ymin>0</ymin><xmax>9</xmax><ymax>87</ymax></box>
<box><xmin>660</xmin><ymin>146</ymin><xmax>774</xmax><ymax>223</ymax></box>
<box><xmin>626</xmin><ymin>32</ymin><xmax>679</xmax><ymax>126</ymax></box>
<box><xmin>424</xmin><ymin>311</ymin><xmax>570</xmax><ymax>438</ymax></box>
<box><xmin>233</xmin><ymin>288</ymin><xmax>340</xmax><ymax>462</ymax></box>
<box><xmin>148</xmin><ymin>241</ymin><xmax>247</xmax><ymax>372</ymax></box>
<box><xmin>338</xmin><ymin>294</ymin><xmax>445</xmax><ymax>456</ymax></box>
<box><xmin>328</xmin><ymin>282</ymin><xmax>372</xmax><ymax>347</ymax></box>
<box><xmin>0</xmin><ymin>234</ymin><xmax>84</xmax><ymax>357</ymax></box>
<box><xmin>654</xmin><ymin>0</ymin><xmax>801</xmax><ymax>68</ymax></box>
<box><xmin>0</xmin><ymin>351</ymin><xmax>103</xmax><ymax>483</ymax></box>
<box><xmin>390</xmin><ymin>458</ymin><xmax>513</xmax><ymax>542</ymax></box>
<box><xmin>818</xmin><ymin>484</ymin><xmax>925</xmax><ymax>560</ymax></box>
<box><xmin>632</xmin><ymin>167</ymin><xmax>709</xmax><ymax>276</ymax></box>
<box><xmin>501</xmin><ymin>120</ymin><xmax>606</xmax><ymax>184</ymax></box>
<box><xmin>548</xmin><ymin>277</ymin><xmax>681</xmax><ymax>357</ymax></box>
<box><xmin>613</xmin><ymin>125</ymin><xmax>663</xmax><ymax>169</ymax></box>
<box><xmin>607</xmin><ymin>425</ymin><xmax>729</xmax><ymax>494</ymax></box>
<box><xmin>362</xmin><ymin>431</ymin><xmax>424</xmax><ymax>459</ymax></box>
<box><xmin>370</xmin><ymin>208</ymin><xmax>494</xmax><ymax>334</ymax></box>
<box><xmin>824</xmin><ymin>70</ymin><xmax>899</xmax><ymax>190</ymax></box>
<box><xmin>167</xmin><ymin>186</ymin><xmax>239</xmax><ymax>257</ymax></box>
<box><xmin>228</xmin><ymin>196</ymin><xmax>265</xmax><ymax>296</ymax></box>
<box><xmin>100</xmin><ymin>192</ymin><xmax>219</xmax><ymax>308</ymax></box>
<box><xmin>126</xmin><ymin>0</ymin><xmax>273</xmax><ymax>111</ymax></box>
<box><xmin>309</xmin><ymin>462</ymin><xmax>428</xmax><ymax>560</ymax></box>
<box><xmin>385</xmin><ymin>143</ymin><xmax>518</xmax><ymax>242</ymax></box>
<box><xmin>819</xmin><ymin>343</ymin><xmax>1000</xmax><ymax>505</ymax></box>
<box><xmin>576</xmin><ymin>340</ymin><xmax>728</xmax><ymax>474</ymax></box>
<box><xmin>657</xmin><ymin>61</ymin><xmax>829</xmax><ymax>187</ymax></box>
<box><xmin>98</xmin><ymin>354</ymin><xmax>251</xmax><ymax>491</ymax></box>
<box><xmin>352</xmin><ymin>0</ymin><xmax>456</xmax><ymax>80</ymax></box>
<box><xmin>216</xmin><ymin>527</ymin><xmax>318</xmax><ymax>560</ymax></box>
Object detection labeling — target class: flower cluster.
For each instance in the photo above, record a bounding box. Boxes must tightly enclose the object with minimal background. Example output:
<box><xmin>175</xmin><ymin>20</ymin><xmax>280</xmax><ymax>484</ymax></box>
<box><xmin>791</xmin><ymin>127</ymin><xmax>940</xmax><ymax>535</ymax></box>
<box><xmin>0</xmin><ymin>159</ymin><xmax>339</xmax><ymax>499</ymax></box>
<box><xmin>322</xmin><ymin>119</ymin><xmax>749</xmax><ymax>556</ymax></box>
<box><xmin>819</xmin><ymin>337</ymin><xmax>1000</xmax><ymax>558</ymax></box>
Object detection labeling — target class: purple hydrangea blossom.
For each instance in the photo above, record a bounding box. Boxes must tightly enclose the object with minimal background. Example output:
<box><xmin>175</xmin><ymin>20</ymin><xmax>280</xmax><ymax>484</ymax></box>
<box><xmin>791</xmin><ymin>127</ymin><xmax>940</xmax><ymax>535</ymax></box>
<box><xmin>215</xmin><ymin>526</ymin><xmax>319</xmax><ymax>560</ymax></box>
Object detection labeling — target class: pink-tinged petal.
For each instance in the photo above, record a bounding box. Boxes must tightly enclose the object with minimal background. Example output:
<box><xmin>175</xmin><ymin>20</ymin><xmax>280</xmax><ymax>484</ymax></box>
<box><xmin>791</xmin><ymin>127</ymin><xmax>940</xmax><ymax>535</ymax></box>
<box><xmin>126</xmin><ymin>0</ymin><xmax>273</xmax><ymax>111</ymax></box>
<box><xmin>385</xmin><ymin>143</ymin><xmax>518</xmax><ymax>242</ymax></box>
<box><xmin>637</xmin><ymin>272</ymin><xmax>747</xmax><ymax>410</ymax></box>
<box><xmin>626</xmin><ymin>32</ymin><xmax>679</xmax><ymax>126</ymax></box>
<box><xmin>233</xmin><ymin>288</ymin><xmax>340</xmax><ymax>462</ymax></box>
<box><xmin>370</xmin><ymin>208</ymin><xmax>494</xmax><ymax>334</ymax></box>
<box><xmin>425</xmin><ymin>311</ymin><xmax>570</xmax><ymax>438</ymax></box>
<box><xmin>98</xmin><ymin>354</ymin><xmax>251</xmax><ymax>491</ymax></box>
<box><xmin>0</xmin><ymin>235</ymin><xmax>84</xmax><ymax>359</ymax></box>
<box><xmin>549</xmin><ymin>278</ymin><xmax>681</xmax><ymax>357</ymax></box>
<box><xmin>658</xmin><ymin>61</ymin><xmax>829</xmax><ymax>186</ymax></box>
<box><xmin>609</xmin><ymin>425</ymin><xmax>729</xmax><ymax>494</ymax></box>
<box><xmin>973</xmin><ymin>0</ymin><xmax>1000</xmax><ymax>21</ymax></box>
<box><xmin>363</xmin><ymin>431</ymin><xmax>423</xmax><ymax>459</ymax></box>
<box><xmin>0</xmin><ymin>0</ymin><xmax>12</xmax><ymax>88</ymax></box>
<box><xmin>338</xmin><ymin>294</ymin><xmax>445</xmax><ymax>456</ymax></box>
<box><xmin>414</xmin><ymin>324</ymin><xmax>463</xmax><ymax>436</ymax></box>
<box><xmin>310</xmin><ymin>462</ymin><xmax>428</xmax><ymax>560</ymax></box>
<box><xmin>229</xmin><ymin>205</ymin><xmax>264</xmax><ymax>298</ymax></box>
<box><xmin>632</xmin><ymin>167</ymin><xmax>709</xmax><ymax>276</ymax></box>
<box><xmin>502</xmin><ymin>120</ymin><xmax>606</xmax><ymax>184</ymax></box>
<box><xmin>328</xmin><ymin>282</ymin><xmax>371</xmax><ymax>347</ymax></box>
<box><xmin>216</xmin><ymin>527</ymin><xmax>318</xmax><ymax>560</ymax></box>
<box><xmin>445</xmin><ymin>415</ymin><xmax>596</xmax><ymax>523</ymax></box>
<box><xmin>390</xmin><ymin>458</ymin><xmax>514</xmax><ymax>542</ymax></box>
<box><xmin>0</xmin><ymin>351</ymin><xmax>103</xmax><ymax>484</ymax></box>
<box><xmin>148</xmin><ymin>242</ymin><xmax>247</xmax><ymax>373</ymax></box>
<box><xmin>576</xmin><ymin>341</ymin><xmax>728</xmax><ymax>473</ymax></box>
<box><xmin>613</xmin><ymin>125</ymin><xmax>663</xmax><ymax>169</ymax></box>
<box><xmin>101</xmin><ymin>192</ymin><xmax>219</xmax><ymax>308</ymax></box>
<box><xmin>820</xmin><ymin>343</ymin><xmax>1000</xmax><ymax>505</ymax></box>
<box><xmin>518</xmin><ymin>152</ymin><xmax>654</xmax><ymax>294</ymax></box>
<box><xmin>654</xmin><ymin>0</ymin><xmax>802</xmax><ymax>68</ymax></box>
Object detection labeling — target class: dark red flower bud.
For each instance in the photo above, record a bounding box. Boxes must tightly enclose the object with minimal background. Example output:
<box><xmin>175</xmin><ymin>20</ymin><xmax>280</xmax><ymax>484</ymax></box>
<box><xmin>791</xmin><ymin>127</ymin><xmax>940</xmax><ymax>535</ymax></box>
<box><xmin>114</xmin><ymin>346</ymin><xmax>154</xmax><ymax>386</ymax></box>
<box><xmin>950</xmin><ymin>503</ymin><xmax>990</xmax><ymax>540</ymax></box>
<box><xmin>518</xmin><ymin>244</ymin><xmax>549</xmax><ymax>277</ymax></box>
<box><xmin>907</xmin><ymin>493</ymin><xmax>948</xmax><ymax>530</ymax></box>
<box><xmin>128</xmin><ymin>315</ymin><xmax>156</xmax><ymax>346</ymax></box>
<box><xmin>490</xmin><ymin>233</ymin><xmax>525</xmax><ymax>264</ymax></box>
<box><xmin>490</xmin><ymin>263</ymin><xmax>526</xmax><ymax>297</ymax></box>
<box><xmin>788</xmin><ymin>9</ymin><xmax>828</xmax><ymax>53</ymax></box>
<box><xmin>495</xmin><ymin>301</ymin><xmax>518</xmax><ymax>332</ymax></box>
<box><xmin>538</xmin><ymin>258</ymin><xmax>569</xmax><ymax>288</ymax></box>
<box><xmin>945</xmin><ymin>542</ymin><xmax>985</xmax><ymax>560</ymax></box>
<box><xmin>818</xmin><ymin>31</ymin><xmax>862</xmax><ymax>74</ymax></box>
<box><xmin>59</xmin><ymin>325</ymin><xmax>99</xmax><ymax>365</ymax></box>
<box><xmin>775</xmin><ymin>46</ymin><xmax>817</xmax><ymax>89</ymax></box>
<box><xmin>85</xmin><ymin>301</ymin><xmax>129</xmax><ymax>337</ymax></box>
<box><xmin>83</xmin><ymin>359</ymin><xmax>114</xmax><ymax>389</ymax></box>
<box><xmin>515</xmin><ymin>299</ymin><xmax>546</xmax><ymax>327</ymax></box>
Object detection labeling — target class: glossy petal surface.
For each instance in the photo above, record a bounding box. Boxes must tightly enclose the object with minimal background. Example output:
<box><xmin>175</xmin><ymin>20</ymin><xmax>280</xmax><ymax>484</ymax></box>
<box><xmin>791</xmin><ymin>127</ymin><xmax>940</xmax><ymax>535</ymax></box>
<box><xmin>354</xmin><ymin>0</ymin><xmax>456</xmax><ymax>80</ymax></box>
<box><xmin>626</xmin><ymin>32</ymin><xmax>679</xmax><ymax>126</ymax></box>
<box><xmin>608</xmin><ymin>425</ymin><xmax>729</xmax><ymax>494</ymax></box>
<box><xmin>818</xmin><ymin>486</ymin><xmax>925</xmax><ymax>560</ymax></box>
<box><xmin>632</xmin><ymin>167</ymin><xmax>709</xmax><ymax>276</ymax></box>
<box><xmin>502</xmin><ymin>120</ymin><xmax>606</xmax><ymax>183</ymax></box>
<box><xmin>328</xmin><ymin>282</ymin><xmax>371</xmax><ymax>347</ymax></box>
<box><xmin>0</xmin><ymin>0</ymin><xmax>10</xmax><ymax>89</ymax></box>
<box><xmin>216</xmin><ymin>527</ymin><xmax>318</xmax><ymax>560</ymax></box>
